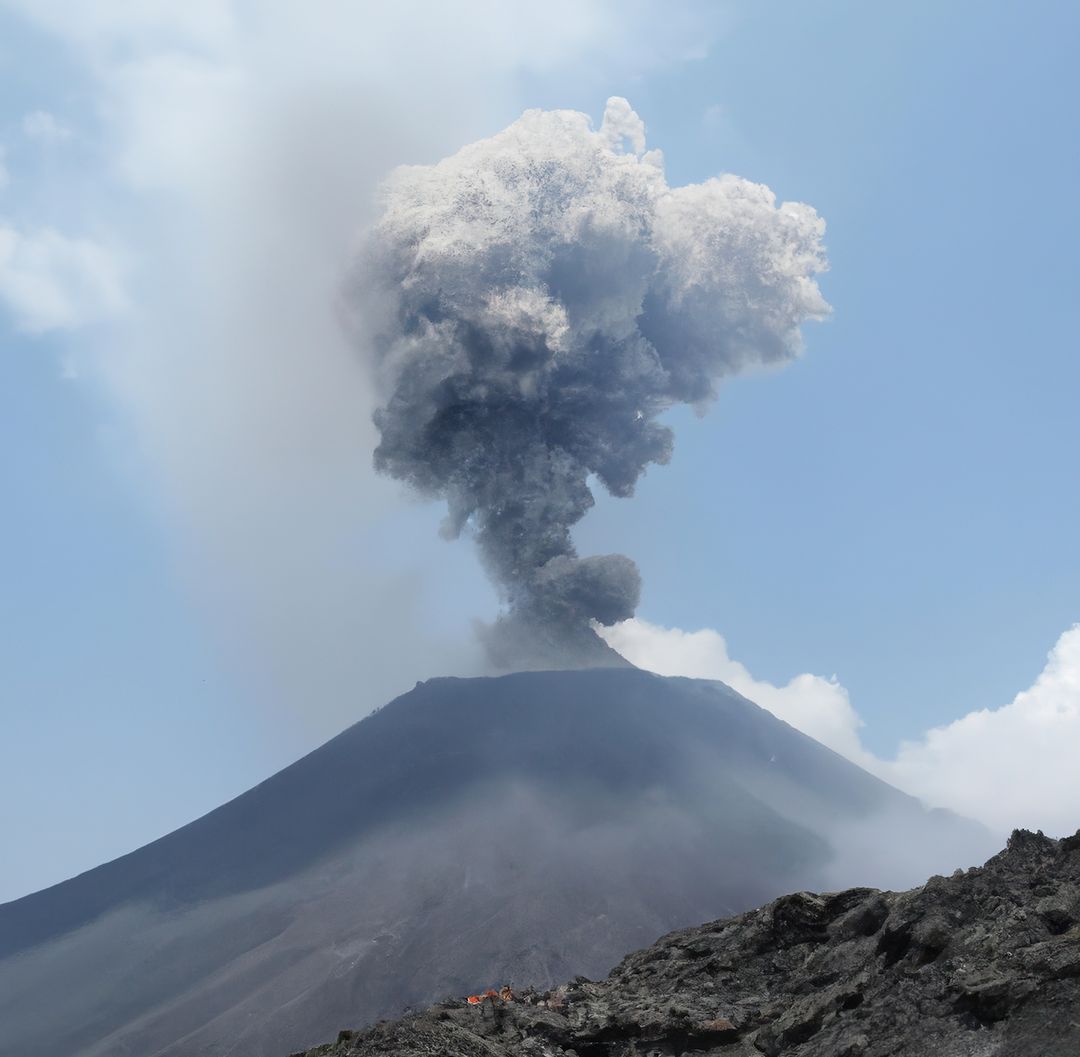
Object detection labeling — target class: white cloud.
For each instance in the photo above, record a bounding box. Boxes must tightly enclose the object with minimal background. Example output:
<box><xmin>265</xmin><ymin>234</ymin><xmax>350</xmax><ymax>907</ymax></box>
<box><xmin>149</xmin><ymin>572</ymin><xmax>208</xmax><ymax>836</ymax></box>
<box><xmin>880</xmin><ymin>625</ymin><xmax>1080</xmax><ymax>838</ymax></box>
<box><xmin>22</xmin><ymin>110</ymin><xmax>73</xmax><ymax>144</ymax></box>
<box><xmin>0</xmin><ymin>223</ymin><xmax>126</xmax><ymax>332</ymax></box>
<box><xmin>598</xmin><ymin>618</ymin><xmax>869</xmax><ymax>763</ymax></box>
<box><xmin>600</xmin><ymin>618</ymin><xmax>1080</xmax><ymax>839</ymax></box>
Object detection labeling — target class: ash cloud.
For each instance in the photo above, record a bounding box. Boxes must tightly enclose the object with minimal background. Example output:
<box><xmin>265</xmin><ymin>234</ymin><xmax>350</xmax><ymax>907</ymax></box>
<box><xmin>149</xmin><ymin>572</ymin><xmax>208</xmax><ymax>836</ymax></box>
<box><xmin>352</xmin><ymin>99</ymin><xmax>829</xmax><ymax>668</ymax></box>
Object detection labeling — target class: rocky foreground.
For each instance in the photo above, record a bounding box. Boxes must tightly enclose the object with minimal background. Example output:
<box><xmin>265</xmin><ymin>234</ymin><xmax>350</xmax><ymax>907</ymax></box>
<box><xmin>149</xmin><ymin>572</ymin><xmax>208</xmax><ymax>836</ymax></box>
<box><xmin>292</xmin><ymin>829</ymin><xmax>1080</xmax><ymax>1057</ymax></box>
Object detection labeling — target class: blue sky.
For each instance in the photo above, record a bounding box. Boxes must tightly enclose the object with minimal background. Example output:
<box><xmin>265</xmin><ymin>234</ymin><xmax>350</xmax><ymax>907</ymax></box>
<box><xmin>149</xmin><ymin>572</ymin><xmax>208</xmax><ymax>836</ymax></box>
<box><xmin>1</xmin><ymin>1</ymin><xmax>1078</xmax><ymax>902</ymax></box>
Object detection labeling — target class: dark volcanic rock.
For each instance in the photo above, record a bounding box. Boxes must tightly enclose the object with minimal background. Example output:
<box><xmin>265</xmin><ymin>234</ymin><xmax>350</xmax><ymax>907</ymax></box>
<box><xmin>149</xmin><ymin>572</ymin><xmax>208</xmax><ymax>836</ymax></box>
<box><xmin>296</xmin><ymin>829</ymin><xmax>1080</xmax><ymax>1057</ymax></box>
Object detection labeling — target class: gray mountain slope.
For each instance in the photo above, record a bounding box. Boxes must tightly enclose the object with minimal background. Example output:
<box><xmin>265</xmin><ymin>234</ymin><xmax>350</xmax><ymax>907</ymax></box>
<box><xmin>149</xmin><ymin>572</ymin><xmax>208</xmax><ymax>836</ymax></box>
<box><xmin>0</xmin><ymin>669</ymin><xmax>994</xmax><ymax>1057</ymax></box>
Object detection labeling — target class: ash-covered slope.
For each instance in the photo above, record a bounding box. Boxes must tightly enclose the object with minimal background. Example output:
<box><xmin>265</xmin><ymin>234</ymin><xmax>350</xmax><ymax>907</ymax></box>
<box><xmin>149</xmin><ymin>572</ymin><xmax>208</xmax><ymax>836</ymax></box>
<box><xmin>295</xmin><ymin>829</ymin><xmax>1080</xmax><ymax>1057</ymax></box>
<box><xmin>0</xmin><ymin>669</ymin><xmax>991</xmax><ymax>1057</ymax></box>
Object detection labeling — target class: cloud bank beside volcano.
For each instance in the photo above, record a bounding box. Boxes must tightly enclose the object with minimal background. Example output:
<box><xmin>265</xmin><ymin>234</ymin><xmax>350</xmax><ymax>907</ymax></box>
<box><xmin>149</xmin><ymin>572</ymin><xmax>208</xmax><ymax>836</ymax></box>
<box><xmin>353</xmin><ymin>98</ymin><xmax>829</xmax><ymax>667</ymax></box>
<box><xmin>602</xmin><ymin>617</ymin><xmax>1080</xmax><ymax>839</ymax></box>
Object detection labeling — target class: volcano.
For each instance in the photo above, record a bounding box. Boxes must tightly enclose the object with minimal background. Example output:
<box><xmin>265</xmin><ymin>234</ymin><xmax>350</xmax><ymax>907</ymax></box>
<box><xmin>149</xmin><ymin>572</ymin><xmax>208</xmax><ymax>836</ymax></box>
<box><xmin>0</xmin><ymin>668</ymin><xmax>993</xmax><ymax>1057</ymax></box>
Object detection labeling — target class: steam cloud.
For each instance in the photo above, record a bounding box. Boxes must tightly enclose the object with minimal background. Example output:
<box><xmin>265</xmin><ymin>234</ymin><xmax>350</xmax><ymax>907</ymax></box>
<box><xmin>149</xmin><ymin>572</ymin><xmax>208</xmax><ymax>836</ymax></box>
<box><xmin>353</xmin><ymin>99</ymin><xmax>829</xmax><ymax>667</ymax></box>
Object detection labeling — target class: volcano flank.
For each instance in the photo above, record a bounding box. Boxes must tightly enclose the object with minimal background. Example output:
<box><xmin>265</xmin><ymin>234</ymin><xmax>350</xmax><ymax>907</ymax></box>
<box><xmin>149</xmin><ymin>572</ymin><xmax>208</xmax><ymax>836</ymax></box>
<box><xmin>0</xmin><ymin>669</ymin><xmax>992</xmax><ymax>1057</ymax></box>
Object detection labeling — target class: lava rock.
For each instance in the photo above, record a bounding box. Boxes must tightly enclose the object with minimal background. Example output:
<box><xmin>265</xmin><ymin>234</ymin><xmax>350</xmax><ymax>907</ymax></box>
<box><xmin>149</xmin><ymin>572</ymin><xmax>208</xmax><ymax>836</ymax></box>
<box><xmin>294</xmin><ymin>828</ymin><xmax>1080</xmax><ymax>1057</ymax></box>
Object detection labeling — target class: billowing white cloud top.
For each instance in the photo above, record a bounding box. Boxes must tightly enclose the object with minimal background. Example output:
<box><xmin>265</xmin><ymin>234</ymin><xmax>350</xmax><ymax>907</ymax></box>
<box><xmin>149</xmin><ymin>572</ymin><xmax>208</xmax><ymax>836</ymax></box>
<box><xmin>601</xmin><ymin>618</ymin><xmax>1080</xmax><ymax>837</ymax></box>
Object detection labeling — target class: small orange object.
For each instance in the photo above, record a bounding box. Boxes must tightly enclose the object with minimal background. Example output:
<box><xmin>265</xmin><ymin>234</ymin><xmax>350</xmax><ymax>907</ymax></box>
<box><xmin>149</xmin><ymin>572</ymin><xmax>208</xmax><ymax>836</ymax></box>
<box><xmin>483</xmin><ymin>989</ymin><xmax>499</xmax><ymax>999</ymax></box>
<box><xmin>466</xmin><ymin>995</ymin><xmax>482</xmax><ymax>1005</ymax></box>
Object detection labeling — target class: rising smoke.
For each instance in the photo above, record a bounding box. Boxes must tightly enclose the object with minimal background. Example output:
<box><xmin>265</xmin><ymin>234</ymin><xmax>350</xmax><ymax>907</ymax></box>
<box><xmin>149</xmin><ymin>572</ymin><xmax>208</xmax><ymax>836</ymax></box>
<box><xmin>352</xmin><ymin>99</ymin><xmax>829</xmax><ymax>668</ymax></box>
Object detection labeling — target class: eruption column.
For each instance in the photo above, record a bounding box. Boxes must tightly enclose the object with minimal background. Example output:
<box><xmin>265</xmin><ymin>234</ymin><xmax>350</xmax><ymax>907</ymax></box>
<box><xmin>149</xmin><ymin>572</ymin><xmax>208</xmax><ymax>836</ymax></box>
<box><xmin>352</xmin><ymin>99</ymin><xmax>829</xmax><ymax>668</ymax></box>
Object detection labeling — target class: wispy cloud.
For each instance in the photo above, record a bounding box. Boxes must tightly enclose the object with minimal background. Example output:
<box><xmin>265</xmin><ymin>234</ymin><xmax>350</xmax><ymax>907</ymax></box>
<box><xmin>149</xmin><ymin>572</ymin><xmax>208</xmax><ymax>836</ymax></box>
<box><xmin>22</xmin><ymin>110</ymin><xmax>73</xmax><ymax>144</ymax></box>
<box><xmin>0</xmin><ymin>223</ymin><xmax>126</xmax><ymax>332</ymax></box>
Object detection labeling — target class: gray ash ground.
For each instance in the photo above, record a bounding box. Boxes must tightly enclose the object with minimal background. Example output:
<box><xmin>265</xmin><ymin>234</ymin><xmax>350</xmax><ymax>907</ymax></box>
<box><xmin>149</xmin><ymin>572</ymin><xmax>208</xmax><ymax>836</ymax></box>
<box><xmin>293</xmin><ymin>829</ymin><xmax>1080</xmax><ymax>1057</ymax></box>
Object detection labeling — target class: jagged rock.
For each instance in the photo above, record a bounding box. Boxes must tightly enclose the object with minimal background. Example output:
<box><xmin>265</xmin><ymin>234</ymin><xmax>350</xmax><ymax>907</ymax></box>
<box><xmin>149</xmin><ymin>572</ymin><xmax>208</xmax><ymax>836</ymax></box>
<box><xmin>294</xmin><ymin>829</ymin><xmax>1080</xmax><ymax>1057</ymax></box>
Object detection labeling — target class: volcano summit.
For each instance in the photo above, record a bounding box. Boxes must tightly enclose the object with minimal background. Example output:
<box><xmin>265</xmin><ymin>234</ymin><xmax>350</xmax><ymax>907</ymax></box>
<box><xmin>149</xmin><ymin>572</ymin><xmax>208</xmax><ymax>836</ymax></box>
<box><xmin>0</xmin><ymin>668</ymin><xmax>991</xmax><ymax>1057</ymax></box>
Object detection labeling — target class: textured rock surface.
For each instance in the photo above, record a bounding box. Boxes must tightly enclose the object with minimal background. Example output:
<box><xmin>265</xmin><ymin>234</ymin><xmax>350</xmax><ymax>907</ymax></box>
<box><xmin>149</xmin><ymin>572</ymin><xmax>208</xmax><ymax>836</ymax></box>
<box><xmin>294</xmin><ymin>829</ymin><xmax>1080</xmax><ymax>1057</ymax></box>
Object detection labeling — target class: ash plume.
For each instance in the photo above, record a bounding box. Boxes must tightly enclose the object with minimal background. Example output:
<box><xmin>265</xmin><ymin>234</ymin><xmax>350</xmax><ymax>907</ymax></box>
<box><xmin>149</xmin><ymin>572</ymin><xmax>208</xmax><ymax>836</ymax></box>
<box><xmin>351</xmin><ymin>99</ymin><xmax>829</xmax><ymax>668</ymax></box>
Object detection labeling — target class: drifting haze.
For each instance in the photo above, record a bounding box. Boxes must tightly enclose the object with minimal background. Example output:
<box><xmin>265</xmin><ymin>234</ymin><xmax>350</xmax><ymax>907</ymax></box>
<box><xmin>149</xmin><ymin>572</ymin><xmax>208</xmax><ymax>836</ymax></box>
<box><xmin>354</xmin><ymin>99</ymin><xmax>829</xmax><ymax>667</ymax></box>
<box><xmin>0</xmin><ymin>4</ymin><xmax>726</xmax><ymax>741</ymax></box>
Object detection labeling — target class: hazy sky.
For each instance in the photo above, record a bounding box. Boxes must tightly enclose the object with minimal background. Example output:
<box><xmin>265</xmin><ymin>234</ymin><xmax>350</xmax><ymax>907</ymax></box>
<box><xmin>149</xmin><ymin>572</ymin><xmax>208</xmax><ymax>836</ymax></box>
<box><xmin>2</xmin><ymin>1</ymin><xmax>1078</xmax><ymax>902</ymax></box>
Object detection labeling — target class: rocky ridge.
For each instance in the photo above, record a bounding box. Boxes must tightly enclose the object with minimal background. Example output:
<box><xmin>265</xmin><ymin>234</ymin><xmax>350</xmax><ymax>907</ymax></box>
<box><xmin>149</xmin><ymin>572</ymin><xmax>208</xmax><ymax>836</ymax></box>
<box><xmin>292</xmin><ymin>829</ymin><xmax>1080</xmax><ymax>1057</ymax></box>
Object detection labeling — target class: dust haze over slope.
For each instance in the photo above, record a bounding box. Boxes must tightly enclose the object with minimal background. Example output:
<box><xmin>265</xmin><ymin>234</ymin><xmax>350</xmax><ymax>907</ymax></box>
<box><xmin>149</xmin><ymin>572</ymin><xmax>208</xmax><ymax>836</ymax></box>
<box><xmin>351</xmin><ymin>99</ymin><xmax>829</xmax><ymax>668</ymax></box>
<box><xmin>0</xmin><ymin>669</ymin><xmax>992</xmax><ymax>1057</ymax></box>
<box><xmin>298</xmin><ymin>829</ymin><xmax>1080</xmax><ymax>1057</ymax></box>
